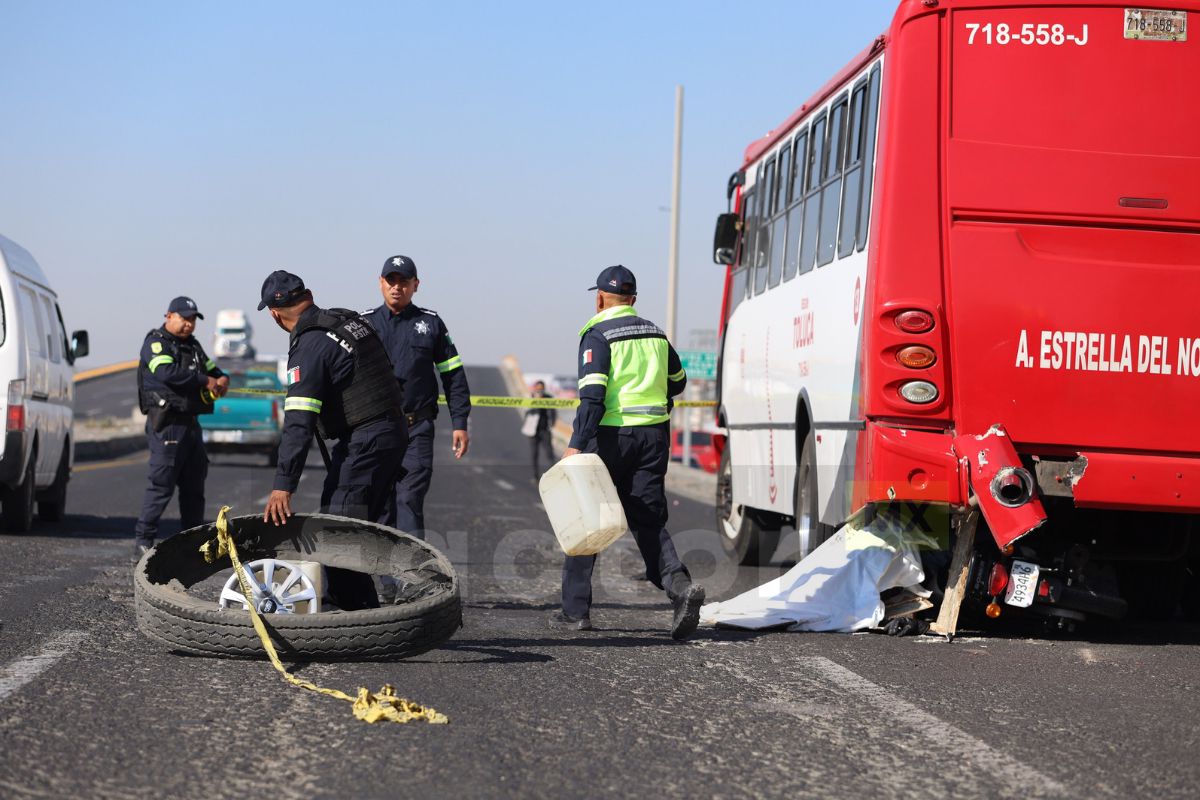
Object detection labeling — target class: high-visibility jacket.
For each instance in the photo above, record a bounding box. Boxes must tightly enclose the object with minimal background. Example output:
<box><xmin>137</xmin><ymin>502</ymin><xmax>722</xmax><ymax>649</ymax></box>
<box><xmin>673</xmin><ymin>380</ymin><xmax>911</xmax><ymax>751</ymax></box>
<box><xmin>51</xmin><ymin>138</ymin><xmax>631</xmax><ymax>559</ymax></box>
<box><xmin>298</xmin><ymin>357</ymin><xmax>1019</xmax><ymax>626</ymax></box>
<box><xmin>569</xmin><ymin>304</ymin><xmax>686</xmax><ymax>450</ymax></box>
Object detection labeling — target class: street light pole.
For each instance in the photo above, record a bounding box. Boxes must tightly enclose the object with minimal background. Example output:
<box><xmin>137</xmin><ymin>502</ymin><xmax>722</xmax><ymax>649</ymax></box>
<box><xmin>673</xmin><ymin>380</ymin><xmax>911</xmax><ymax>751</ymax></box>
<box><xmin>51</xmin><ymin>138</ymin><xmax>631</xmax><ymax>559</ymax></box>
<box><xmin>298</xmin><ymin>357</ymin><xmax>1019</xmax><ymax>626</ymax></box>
<box><xmin>665</xmin><ymin>86</ymin><xmax>690</xmax><ymax>468</ymax></box>
<box><xmin>666</xmin><ymin>84</ymin><xmax>683</xmax><ymax>343</ymax></box>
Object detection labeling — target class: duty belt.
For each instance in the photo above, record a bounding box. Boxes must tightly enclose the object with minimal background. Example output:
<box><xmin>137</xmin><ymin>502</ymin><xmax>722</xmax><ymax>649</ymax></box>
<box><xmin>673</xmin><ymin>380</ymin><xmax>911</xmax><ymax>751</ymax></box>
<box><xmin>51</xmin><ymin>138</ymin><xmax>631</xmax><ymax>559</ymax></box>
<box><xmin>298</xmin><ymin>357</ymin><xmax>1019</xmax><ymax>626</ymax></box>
<box><xmin>404</xmin><ymin>405</ymin><xmax>437</xmax><ymax>427</ymax></box>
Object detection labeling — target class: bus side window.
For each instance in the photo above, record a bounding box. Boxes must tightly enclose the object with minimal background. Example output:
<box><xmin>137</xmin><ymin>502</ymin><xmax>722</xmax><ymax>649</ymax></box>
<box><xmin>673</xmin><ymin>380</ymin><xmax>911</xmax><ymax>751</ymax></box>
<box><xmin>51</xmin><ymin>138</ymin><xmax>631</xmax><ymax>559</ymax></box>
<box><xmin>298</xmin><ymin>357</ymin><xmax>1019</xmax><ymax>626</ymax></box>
<box><xmin>817</xmin><ymin>94</ymin><xmax>848</xmax><ymax>267</ymax></box>
<box><xmin>839</xmin><ymin>80</ymin><xmax>868</xmax><ymax>259</ymax></box>
<box><xmin>857</xmin><ymin>64</ymin><xmax>882</xmax><ymax>252</ymax></box>
<box><xmin>741</xmin><ymin>184</ymin><xmax>759</xmax><ymax>278</ymax></box>
<box><xmin>755</xmin><ymin>157</ymin><xmax>776</xmax><ymax>295</ymax></box>
<box><xmin>768</xmin><ymin>141</ymin><xmax>792</xmax><ymax>289</ymax></box>
<box><xmin>798</xmin><ymin>115</ymin><xmax>825</xmax><ymax>276</ymax></box>
<box><xmin>783</xmin><ymin>129</ymin><xmax>807</xmax><ymax>283</ymax></box>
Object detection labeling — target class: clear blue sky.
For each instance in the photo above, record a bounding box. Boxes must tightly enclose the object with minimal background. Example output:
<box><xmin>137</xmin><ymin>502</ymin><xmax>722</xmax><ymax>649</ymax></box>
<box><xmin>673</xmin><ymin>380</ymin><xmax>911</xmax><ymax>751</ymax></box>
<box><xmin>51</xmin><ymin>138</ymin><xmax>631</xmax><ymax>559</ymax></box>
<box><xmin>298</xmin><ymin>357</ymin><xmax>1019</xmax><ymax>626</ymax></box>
<box><xmin>0</xmin><ymin>1</ymin><xmax>898</xmax><ymax>374</ymax></box>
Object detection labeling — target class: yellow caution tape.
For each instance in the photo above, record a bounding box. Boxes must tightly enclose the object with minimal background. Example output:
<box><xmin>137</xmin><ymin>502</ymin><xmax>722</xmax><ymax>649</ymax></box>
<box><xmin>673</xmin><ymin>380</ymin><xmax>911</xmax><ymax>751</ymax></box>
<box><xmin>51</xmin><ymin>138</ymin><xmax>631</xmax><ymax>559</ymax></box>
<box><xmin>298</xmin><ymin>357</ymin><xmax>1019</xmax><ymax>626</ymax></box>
<box><xmin>227</xmin><ymin>388</ymin><xmax>716</xmax><ymax>409</ymax></box>
<box><xmin>200</xmin><ymin>506</ymin><xmax>448</xmax><ymax>725</ymax></box>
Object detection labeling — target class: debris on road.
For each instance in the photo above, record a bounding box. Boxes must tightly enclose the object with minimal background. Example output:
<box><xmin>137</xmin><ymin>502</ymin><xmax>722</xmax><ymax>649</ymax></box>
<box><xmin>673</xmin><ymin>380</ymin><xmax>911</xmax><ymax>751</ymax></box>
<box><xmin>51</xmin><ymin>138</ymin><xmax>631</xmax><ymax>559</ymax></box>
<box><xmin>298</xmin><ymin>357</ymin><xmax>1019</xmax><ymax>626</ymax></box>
<box><xmin>701</xmin><ymin>507</ymin><xmax>938</xmax><ymax>633</ymax></box>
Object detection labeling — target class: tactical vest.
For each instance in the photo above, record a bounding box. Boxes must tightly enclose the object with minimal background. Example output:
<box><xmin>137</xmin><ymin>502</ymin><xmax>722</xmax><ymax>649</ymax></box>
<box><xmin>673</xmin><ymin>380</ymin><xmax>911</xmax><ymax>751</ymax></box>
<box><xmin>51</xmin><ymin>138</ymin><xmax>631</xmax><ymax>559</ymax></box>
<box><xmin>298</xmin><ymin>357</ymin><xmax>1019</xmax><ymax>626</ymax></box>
<box><xmin>137</xmin><ymin>328</ymin><xmax>215</xmax><ymax>416</ymax></box>
<box><xmin>291</xmin><ymin>308</ymin><xmax>402</xmax><ymax>438</ymax></box>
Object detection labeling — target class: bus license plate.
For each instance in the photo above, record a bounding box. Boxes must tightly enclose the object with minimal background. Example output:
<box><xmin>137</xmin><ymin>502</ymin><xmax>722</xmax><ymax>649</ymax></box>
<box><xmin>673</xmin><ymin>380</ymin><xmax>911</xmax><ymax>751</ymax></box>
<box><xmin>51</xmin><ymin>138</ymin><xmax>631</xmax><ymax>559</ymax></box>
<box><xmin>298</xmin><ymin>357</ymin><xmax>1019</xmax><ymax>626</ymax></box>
<box><xmin>1124</xmin><ymin>8</ymin><xmax>1187</xmax><ymax>41</ymax></box>
<box><xmin>1004</xmin><ymin>560</ymin><xmax>1040</xmax><ymax>608</ymax></box>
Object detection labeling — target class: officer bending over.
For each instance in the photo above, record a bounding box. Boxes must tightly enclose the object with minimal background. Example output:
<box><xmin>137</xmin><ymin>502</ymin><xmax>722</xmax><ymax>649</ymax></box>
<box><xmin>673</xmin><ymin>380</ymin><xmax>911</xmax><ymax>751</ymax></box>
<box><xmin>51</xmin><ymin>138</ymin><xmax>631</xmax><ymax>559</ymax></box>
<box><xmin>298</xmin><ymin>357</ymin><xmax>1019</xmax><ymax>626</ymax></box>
<box><xmin>133</xmin><ymin>296</ymin><xmax>228</xmax><ymax>561</ymax></box>
<box><xmin>258</xmin><ymin>271</ymin><xmax>406</xmax><ymax>527</ymax></box>
<box><xmin>553</xmin><ymin>266</ymin><xmax>705</xmax><ymax>640</ymax></box>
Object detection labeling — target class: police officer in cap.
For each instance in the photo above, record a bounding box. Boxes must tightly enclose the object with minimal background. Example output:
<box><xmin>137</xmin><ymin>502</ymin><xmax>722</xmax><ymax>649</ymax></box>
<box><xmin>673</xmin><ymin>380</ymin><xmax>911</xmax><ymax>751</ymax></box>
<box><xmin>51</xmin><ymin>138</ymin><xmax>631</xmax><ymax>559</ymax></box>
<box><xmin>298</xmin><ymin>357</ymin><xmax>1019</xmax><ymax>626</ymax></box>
<box><xmin>553</xmin><ymin>265</ymin><xmax>705</xmax><ymax>639</ymax></box>
<box><xmin>133</xmin><ymin>296</ymin><xmax>228</xmax><ymax>561</ymax></box>
<box><xmin>365</xmin><ymin>255</ymin><xmax>471</xmax><ymax>541</ymax></box>
<box><xmin>258</xmin><ymin>271</ymin><xmax>406</xmax><ymax>528</ymax></box>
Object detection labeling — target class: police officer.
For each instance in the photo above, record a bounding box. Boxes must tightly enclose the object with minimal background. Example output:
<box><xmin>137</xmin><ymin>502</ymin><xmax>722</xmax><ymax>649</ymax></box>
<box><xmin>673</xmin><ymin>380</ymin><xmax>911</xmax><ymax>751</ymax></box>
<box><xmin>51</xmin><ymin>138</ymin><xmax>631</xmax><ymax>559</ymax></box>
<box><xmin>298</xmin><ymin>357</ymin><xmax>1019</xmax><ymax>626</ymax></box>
<box><xmin>258</xmin><ymin>270</ymin><xmax>406</xmax><ymax>529</ymax></box>
<box><xmin>365</xmin><ymin>255</ymin><xmax>471</xmax><ymax>539</ymax></box>
<box><xmin>133</xmin><ymin>296</ymin><xmax>228</xmax><ymax>561</ymax></box>
<box><xmin>553</xmin><ymin>266</ymin><xmax>706</xmax><ymax>639</ymax></box>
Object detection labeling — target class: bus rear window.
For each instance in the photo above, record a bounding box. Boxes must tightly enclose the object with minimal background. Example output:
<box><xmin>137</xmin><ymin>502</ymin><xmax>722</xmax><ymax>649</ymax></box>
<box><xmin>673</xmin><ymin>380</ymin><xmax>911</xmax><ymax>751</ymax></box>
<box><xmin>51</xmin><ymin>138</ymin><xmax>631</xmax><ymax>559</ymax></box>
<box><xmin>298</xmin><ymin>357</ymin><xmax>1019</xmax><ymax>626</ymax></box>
<box><xmin>951</xmin><ymin>7</ymin><xmax>1198</xmax><ymax>158</ymax></box>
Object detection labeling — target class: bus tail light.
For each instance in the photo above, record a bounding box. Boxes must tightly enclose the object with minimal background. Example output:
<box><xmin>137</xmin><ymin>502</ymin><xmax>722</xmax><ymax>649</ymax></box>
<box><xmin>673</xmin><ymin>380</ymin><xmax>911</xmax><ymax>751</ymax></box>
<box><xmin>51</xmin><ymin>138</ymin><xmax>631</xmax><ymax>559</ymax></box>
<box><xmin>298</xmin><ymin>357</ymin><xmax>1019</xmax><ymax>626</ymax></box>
<box><xmin>6</xmin><ymin>380</ymin><xmax>25</xmax><ymax>432</ymax></box>
<box><xmin>897</xmin><ymin>345</ymin><xmax>936</xmax><ymax>369</ymax></box>
<box><xmin>898</xmin><ymin>380</ymin><xmax>938</xmax><ymax>404</ymax></box>
<box><xmin>987</xmin><ymin>562</ymin><xmax>1009</xmax><ymax>597</ymax></box>
<box><xmin>894</xmin><ymin>310</ymin><xmax>935</xmax><ymax>334</ymax></box>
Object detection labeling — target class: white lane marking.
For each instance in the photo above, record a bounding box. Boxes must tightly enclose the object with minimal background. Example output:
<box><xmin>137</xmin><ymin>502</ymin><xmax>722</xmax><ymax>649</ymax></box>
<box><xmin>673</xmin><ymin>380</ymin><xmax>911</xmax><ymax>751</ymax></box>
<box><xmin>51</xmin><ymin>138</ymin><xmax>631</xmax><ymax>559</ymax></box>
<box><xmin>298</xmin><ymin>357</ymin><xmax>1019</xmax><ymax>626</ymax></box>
<box><xmin>802</xmin><ymin>656</ymin><xmax>1068</xmax><ymax>797</ymax></box>
<box><xmin>494</xmin><ymin>479</ymin><xmax>515</xmax><ymax>492</ymax></box>
<box><xmin>254</xmin><ymin>473</ymin><xmax>305</xmax><ymax>506</ymax></box>
<box><xmin>1079</xmin><ymin>647</ymin><xmax>1098</xmax><ymax>664</ymax></box>
<box><xmin>0</xmin><ymin>630</ymin><xmax>89</xmax><ymax>703</ymax></box>
<box><xmin>471</xmin><ymin>466</ymin><xmax>485</xmax><ymax>475</ymax></box>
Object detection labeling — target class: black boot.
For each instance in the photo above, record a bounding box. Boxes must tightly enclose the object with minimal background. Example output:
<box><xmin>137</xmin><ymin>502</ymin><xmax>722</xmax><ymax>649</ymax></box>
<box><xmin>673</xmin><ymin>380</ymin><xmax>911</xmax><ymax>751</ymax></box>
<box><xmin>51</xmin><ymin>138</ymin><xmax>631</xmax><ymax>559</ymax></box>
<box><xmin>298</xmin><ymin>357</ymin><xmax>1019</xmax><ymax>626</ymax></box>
<box><xmin>669</xmin><ymin>575</ymin><xmax>705</xmax><ymax>640</ymax></box>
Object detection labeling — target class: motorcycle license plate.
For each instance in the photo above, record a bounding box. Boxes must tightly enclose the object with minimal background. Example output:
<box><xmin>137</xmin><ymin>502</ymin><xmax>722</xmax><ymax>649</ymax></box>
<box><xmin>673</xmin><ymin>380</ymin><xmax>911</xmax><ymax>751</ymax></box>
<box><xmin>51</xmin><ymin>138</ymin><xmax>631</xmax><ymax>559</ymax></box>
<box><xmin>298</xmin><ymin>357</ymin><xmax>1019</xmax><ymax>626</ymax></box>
<box><xmin>1004</xmin><ymin>559</ymin><xmax>1040</xmax><ymax>608</ymax></box>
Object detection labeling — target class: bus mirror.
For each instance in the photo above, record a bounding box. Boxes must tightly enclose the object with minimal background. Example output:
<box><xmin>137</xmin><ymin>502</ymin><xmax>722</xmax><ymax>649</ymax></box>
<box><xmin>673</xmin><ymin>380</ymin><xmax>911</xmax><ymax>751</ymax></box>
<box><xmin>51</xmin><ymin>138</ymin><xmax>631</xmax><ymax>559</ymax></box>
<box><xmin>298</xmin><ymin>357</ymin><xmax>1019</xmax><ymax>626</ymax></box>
<box><xmin>70</xmin><ymin>330</ymin><xmax>89</xmax><ymax>359</ymax></box>
<box><xmin>713</xmin><ymin>213</ymin><xmax>740</xmax><ymax>265</ymax></box>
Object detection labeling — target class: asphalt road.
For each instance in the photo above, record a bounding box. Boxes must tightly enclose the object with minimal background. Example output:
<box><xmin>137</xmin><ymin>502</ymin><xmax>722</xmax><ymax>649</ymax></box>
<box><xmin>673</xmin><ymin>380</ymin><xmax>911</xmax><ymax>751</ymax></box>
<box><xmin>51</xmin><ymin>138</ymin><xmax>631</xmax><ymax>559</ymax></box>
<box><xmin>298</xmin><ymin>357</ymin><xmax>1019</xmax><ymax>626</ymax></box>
<box><xmin>4</xmin><ymin>366</ymin><xmax>1199</xmax><ymax>799</ymax></box>
<box><xmin>74</xmin><ymin>357</ymin><xmax>275</xmax><ymax>423</ymax></box>
<box><xmin>74</xmin><ymin>369</ymin><xmax>139</xmax><ymax>421</ymax></box>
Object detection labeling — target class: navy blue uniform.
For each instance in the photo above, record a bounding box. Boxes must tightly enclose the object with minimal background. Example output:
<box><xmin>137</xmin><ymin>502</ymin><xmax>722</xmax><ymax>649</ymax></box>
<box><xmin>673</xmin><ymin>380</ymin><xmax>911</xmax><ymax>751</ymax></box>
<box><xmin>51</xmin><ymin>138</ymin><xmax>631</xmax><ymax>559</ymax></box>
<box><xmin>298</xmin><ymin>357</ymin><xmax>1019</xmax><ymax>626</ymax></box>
<box><xmin>277</xmin><ymin>306</ymin><xmax>406</xmax><ymax>522</ymax></box>
<box><xmin>365</xmin><ymin>303</ymin><xmax>470</xmax><ymax>537</ymax></box>
<box><xmin>134</xmin><ymin>328</ymin><xmax>224</xmax><ymax>547</ymax></box>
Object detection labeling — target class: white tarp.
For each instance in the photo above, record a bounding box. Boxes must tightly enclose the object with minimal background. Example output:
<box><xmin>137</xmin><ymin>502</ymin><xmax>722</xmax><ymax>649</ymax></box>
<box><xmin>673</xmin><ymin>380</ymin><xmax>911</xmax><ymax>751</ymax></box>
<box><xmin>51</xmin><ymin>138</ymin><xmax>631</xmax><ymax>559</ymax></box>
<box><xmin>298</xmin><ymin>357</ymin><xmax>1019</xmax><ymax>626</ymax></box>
<box><xmin>701</xmin><ymin>510</ymin><xmax>938</xmax><ymax>633</ymax></box>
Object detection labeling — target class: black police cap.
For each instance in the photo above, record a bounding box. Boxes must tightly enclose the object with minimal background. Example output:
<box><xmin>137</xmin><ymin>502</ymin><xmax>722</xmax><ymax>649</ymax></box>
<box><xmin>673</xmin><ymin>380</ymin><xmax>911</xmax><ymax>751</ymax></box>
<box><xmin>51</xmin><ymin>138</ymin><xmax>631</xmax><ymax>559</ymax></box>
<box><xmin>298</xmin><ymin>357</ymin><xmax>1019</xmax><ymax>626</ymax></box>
<box><xmin>381</xmin><ymin>255</ymin><xmax>417</xmax><ymax>279</ymax></box>
<box><xmin>588</xmin><ymin>265</ymin><xmax>637</xmax><ymax>295</ymax></box>
<box><xmin>257</xmin><ymin>270</ymin><xmax>308</xmax><ymax>310</ymax></box>
<box><xmin>167</xmin><ymin>296</ymin><xmax>204</xmax><ymax>319</ymax></box>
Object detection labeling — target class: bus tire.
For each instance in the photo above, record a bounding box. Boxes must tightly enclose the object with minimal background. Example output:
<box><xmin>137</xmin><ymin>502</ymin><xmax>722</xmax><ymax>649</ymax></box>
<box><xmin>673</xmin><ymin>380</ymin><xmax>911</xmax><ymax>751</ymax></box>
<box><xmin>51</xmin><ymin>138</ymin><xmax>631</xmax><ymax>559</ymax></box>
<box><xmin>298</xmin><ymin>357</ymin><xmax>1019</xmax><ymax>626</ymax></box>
<box><xmin>134</xmin><ymin>513</ymin><xmax>462</xmax><ymax>660</ymax></box>
<box><xmin>795</xmin><ymin>431</ymin><xmax>834</xmax><ymax>561</ymax></box>
<box><xmin>716</xmin><ymin>446</ymin><xmax>780</xmax><ymax>565</ymax></box>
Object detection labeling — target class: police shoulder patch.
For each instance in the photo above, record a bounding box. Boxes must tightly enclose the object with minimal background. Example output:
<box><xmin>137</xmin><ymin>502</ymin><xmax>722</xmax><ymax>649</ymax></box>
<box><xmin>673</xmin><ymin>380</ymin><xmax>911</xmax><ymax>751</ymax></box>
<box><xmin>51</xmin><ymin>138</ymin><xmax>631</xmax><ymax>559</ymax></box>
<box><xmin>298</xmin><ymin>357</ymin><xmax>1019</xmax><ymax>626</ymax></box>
<box><xmin>150</xmin><ymin>342</ymin><xmax>163</xmax><ymax>354</ymax></box>
<box><xmin>583</xmin><ymin>349</ymin><xmax>593</xmax><ymax>365</ymax></box>
<box><xmin>287</xmin><ymin>366</ymin><xmax>301</xmax><ymax>385</ymax></box>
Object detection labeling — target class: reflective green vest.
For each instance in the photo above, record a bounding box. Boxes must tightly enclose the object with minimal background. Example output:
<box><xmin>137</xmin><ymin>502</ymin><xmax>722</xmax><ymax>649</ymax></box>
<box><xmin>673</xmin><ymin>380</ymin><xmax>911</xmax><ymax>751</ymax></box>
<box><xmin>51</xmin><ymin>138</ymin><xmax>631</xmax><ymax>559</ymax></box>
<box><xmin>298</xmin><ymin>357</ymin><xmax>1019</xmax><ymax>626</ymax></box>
<box><xmin>579</xmin><ymin>305</ymin><xmax>672</xmax><ymax>427</ymax></box>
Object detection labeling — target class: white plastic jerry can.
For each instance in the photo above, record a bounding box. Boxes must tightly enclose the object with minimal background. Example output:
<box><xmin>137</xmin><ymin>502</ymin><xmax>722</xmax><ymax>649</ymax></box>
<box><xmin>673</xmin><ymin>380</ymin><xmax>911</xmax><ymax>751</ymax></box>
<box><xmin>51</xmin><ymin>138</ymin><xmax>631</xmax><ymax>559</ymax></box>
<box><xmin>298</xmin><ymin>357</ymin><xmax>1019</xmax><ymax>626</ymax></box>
<box><xmin>538</xmin><ymin>453</ymin><xmax>628</xmax><ymax>556</ymax></box>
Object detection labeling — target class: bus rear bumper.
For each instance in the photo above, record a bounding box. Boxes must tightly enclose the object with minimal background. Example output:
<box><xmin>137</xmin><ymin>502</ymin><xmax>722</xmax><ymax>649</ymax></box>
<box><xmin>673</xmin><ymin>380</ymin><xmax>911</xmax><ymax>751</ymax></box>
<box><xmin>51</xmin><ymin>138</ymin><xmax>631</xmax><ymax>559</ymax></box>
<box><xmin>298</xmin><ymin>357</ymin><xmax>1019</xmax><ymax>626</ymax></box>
<box><xmin>860</xmin><ymin>423</ymin><xmax>963</xmax><ymax>507</ymax></box>
<box><xmin>1038</xmin><ymin>451</ymin><xmax>1200</xmax><ymax>513</ymax></box>
<box><xmin>862</xmin><ymin>421</ymin><xmax>1200</xmax><ymax>517</ymax></box>
<box><xmin>861</xmin><ymin>422</ymin><xmax>1048</xmax><ymax>548</ymax></box>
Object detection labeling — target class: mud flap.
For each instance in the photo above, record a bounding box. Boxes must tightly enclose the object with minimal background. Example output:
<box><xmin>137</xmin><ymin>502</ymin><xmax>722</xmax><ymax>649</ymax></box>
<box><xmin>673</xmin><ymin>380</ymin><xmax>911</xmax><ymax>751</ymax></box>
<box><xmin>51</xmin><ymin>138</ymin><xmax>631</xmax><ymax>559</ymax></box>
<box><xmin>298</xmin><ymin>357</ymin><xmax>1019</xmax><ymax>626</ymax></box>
<box><xmin>954</xmin><ymin>425</ymin><xmax>1047</xmax><ymax>549</ymax></box>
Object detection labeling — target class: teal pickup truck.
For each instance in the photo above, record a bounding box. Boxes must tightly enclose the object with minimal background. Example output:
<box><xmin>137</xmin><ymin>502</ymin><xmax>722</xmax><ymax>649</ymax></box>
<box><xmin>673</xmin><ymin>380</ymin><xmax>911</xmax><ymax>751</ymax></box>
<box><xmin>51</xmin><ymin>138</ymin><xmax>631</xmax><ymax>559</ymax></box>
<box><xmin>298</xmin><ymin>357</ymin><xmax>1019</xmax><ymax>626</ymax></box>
<box><xmin>199</xmin><ymin>369</ymin><xmax>284</xmax><ymax>465</ymax></box>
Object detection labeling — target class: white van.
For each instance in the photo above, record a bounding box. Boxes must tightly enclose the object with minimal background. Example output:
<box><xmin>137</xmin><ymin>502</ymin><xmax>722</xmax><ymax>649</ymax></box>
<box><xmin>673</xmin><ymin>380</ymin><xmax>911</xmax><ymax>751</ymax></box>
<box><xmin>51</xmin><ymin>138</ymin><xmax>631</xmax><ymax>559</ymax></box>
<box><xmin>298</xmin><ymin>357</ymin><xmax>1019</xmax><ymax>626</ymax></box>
<box><xmin>213</xmin><ymin>309</ymin><xmax>254</xmax><ymax>359</ymax></box>
<box><xmin>0</xmin><ymin>234</ymin><xmax>88</xmax><ymax>531</ymax></box>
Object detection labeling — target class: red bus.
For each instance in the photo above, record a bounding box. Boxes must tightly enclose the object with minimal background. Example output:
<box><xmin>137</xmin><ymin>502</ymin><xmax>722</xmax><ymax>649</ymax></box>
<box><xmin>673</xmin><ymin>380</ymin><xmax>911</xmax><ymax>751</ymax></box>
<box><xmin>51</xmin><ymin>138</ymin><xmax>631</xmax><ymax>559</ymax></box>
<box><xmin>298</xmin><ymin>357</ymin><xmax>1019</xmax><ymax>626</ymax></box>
<box><xmin>710</xmin><ymin>1</ymin><xmax>1198</xmax><ymax>627</ymax></box>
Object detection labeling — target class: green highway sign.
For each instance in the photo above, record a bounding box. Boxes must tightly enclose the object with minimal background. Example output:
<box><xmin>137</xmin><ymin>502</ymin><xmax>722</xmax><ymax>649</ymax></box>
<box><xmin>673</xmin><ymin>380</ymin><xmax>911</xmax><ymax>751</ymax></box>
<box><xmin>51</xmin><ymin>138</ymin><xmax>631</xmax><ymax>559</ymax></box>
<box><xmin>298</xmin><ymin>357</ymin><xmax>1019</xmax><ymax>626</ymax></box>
<box><xmin>679</xmin><ymin>350</ymin><xmax>717</xmax><ymax>380</ymax></box>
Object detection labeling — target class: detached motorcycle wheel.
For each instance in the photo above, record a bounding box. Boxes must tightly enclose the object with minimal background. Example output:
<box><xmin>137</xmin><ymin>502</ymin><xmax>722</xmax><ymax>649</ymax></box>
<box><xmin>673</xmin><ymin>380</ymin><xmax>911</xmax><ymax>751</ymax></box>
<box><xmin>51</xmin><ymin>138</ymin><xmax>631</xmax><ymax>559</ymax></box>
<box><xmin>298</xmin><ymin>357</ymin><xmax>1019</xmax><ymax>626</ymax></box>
<box><xmin>134</xmin><ymin>513</ymin><xmax>461</xmax><ymax>660</ymax></box>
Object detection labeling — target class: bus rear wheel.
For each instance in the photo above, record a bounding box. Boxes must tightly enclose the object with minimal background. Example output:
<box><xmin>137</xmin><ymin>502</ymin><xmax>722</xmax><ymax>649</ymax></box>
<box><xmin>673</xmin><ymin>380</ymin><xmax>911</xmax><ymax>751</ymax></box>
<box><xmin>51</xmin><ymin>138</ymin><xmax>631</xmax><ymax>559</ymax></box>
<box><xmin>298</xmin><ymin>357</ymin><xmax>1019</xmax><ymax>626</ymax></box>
<box><xmin>795</xmin><ymin>431</ymin><xmax>834</xmax><ymax>562</ymax></box>
<box><xmin>716</xmin><ymin>446</ymin><xmax>780</xmax><ymax>566</ymax></box>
